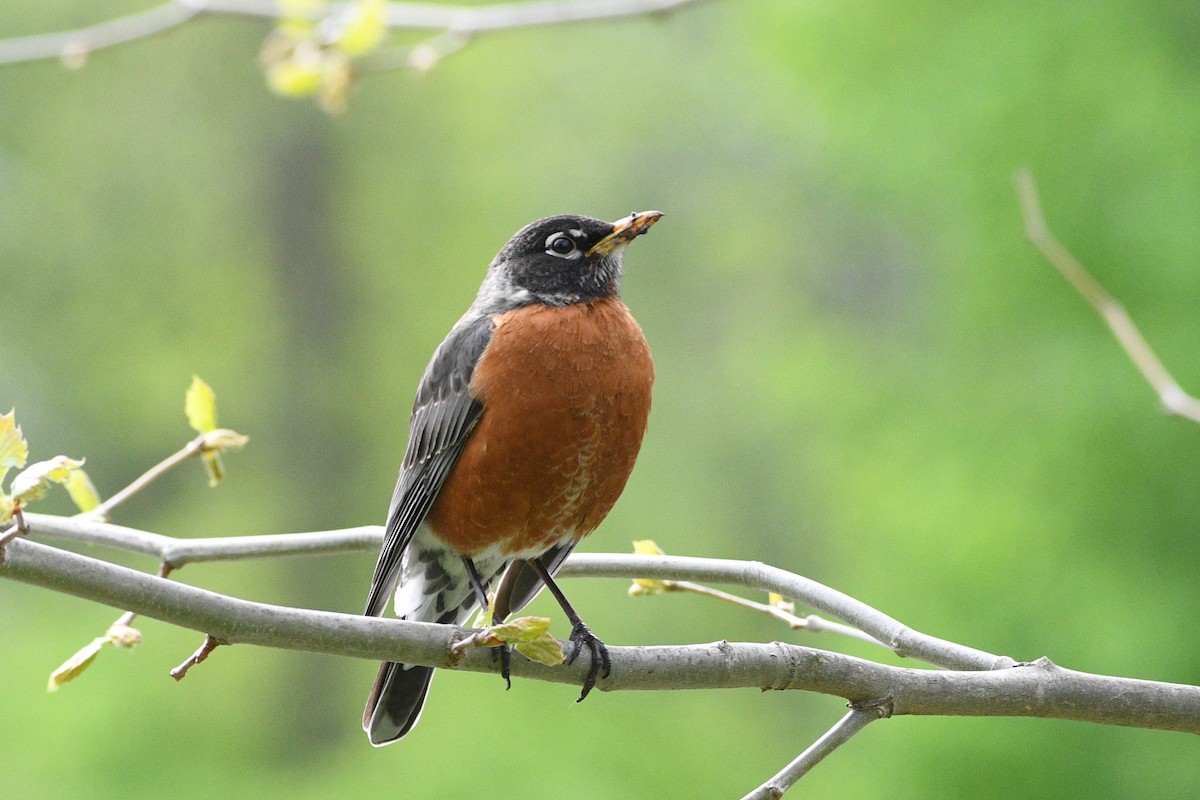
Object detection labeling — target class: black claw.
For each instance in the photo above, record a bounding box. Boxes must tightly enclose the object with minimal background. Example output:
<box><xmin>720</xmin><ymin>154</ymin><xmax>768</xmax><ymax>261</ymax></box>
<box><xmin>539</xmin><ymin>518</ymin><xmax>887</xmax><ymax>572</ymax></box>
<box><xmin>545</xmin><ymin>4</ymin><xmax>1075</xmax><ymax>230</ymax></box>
<box><xmin>486</xmin><ymin>641</ymin><xmax>513</xmax><ymax>690</ymax></box>
<box><xmin>520</xmin><ymin>558</ymin><xmax>610</xmax><ymax>701</ymax></box>
<box><xmin>567</xmin><ymin>621</ymin><xmax>610</xmax><ymax>702</ymax></box>
<box><xmin>499</xmin><ymin>644</ymin><xmax>512</xmax><ymax>690</ymax></box>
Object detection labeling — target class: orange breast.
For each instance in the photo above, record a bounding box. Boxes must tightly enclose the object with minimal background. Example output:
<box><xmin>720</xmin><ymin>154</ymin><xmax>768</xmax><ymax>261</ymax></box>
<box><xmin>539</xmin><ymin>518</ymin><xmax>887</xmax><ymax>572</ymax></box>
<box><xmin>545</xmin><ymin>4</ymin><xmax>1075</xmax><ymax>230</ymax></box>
<box><xmin>425</xmin><ymin>297</ymin><xmax>653</xmax><ymax>557</ymax></box>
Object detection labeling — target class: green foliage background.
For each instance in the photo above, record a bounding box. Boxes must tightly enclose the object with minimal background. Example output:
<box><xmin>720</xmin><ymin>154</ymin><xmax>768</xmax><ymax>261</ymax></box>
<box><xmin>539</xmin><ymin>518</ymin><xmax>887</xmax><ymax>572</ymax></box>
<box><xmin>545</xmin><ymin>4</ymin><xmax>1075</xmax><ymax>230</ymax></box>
<box><xmin>3</xmin><ymin>1</ymin><xmax>1200</xmax><ymax>797</ymax></box>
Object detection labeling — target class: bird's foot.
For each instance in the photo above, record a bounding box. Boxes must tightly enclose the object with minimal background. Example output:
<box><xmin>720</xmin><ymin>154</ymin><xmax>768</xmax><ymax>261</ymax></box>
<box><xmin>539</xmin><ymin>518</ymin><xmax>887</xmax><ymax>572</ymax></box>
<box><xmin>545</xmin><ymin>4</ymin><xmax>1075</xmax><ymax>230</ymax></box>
<box><xmin>490</xmin><ymin>643</ymin><xmax>512</xmax><ymax>690</ymax></box>
<box><xmin>566</xmin><ymin>620</ymin><xmax>611</xmax><ymax>702</ymax></box>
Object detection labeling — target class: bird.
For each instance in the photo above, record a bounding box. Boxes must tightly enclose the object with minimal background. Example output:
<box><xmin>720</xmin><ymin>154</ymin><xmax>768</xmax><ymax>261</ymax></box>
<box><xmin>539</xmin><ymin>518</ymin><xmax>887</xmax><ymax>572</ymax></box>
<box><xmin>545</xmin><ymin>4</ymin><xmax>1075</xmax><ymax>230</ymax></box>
<box><xmin>361</xmin><ymin>210</ymin><xmax>662</xmax><ymax>746</ymax></box>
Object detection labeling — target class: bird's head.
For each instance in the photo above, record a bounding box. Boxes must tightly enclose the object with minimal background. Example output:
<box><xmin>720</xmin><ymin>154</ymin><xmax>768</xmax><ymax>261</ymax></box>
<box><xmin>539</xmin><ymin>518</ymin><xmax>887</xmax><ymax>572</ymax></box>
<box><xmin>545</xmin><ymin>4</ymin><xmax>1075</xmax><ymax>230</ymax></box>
<box><xmin>475</xmin><ymin>211</ymin><xmax>663</xmax><ymax>311</ymax></box>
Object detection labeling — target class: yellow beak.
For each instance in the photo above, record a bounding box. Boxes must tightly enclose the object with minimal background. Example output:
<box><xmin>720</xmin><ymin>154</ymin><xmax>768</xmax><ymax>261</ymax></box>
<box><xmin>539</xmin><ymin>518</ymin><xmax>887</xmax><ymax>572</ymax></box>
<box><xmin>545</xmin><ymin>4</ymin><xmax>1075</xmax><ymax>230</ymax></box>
<box><xmin>586</xmin><ymin>210</ymin><xmax>664</xmax><ymax>257</ymax></box>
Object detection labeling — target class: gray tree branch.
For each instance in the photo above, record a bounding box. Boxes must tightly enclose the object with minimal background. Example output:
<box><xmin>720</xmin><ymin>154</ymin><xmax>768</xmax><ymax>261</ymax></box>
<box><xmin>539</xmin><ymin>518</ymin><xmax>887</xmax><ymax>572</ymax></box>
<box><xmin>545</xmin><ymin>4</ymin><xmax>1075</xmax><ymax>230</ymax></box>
<box><xmin>3</xmin><ymin>521</ymin><xmax>1199</xmax><ymax>736</ymax></box>
<box><xmin>740</xmin><ymin>709</ymin><xmax>882</xmax><ymax>800</ymax></box>
<box><xmin>0</xmin><ymin>0</ymin><xmax>705</xmax><ymax>67</ymax></box>
<box><xmin>23</xmin><ymin>512</ymin><xmax>1008</xmax><ymax>671</ymax></box>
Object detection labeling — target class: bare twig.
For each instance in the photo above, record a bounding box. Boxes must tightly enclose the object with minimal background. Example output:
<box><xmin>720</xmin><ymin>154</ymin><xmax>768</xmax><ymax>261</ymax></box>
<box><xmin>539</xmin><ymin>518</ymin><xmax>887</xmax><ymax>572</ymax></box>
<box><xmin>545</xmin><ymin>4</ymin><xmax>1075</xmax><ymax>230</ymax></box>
<box><xmin>61</xmin><ymin>430</ymin><xmax>204</xmax><ymax>659</ymax></box>
<box><xmin>741</xmin><ymin>708</ymin><xmax>882</xmax><ymax>800</ymax></box>
<box><xmin>0</xmin><ymin>507</ymin><xmax>28</xmax><ymax>549</ymax></box>
<box><xmin>25</xmin><ymin>512</ymin><xmax>380</xmax><ymax>567</ymax></box>
<box><xmin>388</xmin><ymin>0</ymin><xmax>702</xmax><ymax>31</ymax></box>
<box><xmin>4</xmin><ymin>536</ymin><xmax>1200</xmax><ymax>734</ymax></box>
<box><xmin>170</xmin><ymin>634</ymin><xmax>225</xmax><ymax>680</ymax></box>
<box><xmin>562</xmin><ymin>553</ymin><xmax>1012</xmax><ymax>671</ymax></box>
<box><xmin>84</xmin><ymin>435</ymin><xmax>207</xmax><ymax>522</ymax></box>
<box><xmin>0</xmin><ymin>0</ymin><xmax>705</xmax><ymax>67</ymax></box>
<box><xmin>365</xmin><ymin>30</ymin><xmax>471</xmax><ymax>73</ymax></box>
<box><xmin>651</xmin><ymin>579</ymin><xmax>886</xmax><ymax>648</ymax></box>
<box><xmin>1015</xmin><ymin>169</ymin><xmax>1200</xmax><ymax>422</ymax></box>
<box><xmin>0</xmin><ymin>2</ymin><xmax>202</xmax><ymax>67</ymax></box>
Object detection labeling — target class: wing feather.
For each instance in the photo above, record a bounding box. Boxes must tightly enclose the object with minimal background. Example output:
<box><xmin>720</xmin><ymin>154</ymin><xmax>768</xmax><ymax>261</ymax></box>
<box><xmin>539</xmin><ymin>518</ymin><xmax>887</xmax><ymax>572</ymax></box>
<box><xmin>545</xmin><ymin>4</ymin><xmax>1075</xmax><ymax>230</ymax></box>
<box><xmin>363</xmin><ymin>314</ymin><xmax>494</xmax><ymax>617</ymax></box>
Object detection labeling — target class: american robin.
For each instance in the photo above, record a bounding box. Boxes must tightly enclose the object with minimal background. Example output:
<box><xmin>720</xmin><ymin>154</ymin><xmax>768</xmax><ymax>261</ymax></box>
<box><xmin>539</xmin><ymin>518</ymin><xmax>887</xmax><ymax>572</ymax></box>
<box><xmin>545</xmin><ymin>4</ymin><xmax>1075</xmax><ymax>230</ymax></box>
<box><xmin>361</xmin><ymin>210</ymin><xmax>662</xmax><ymax>745</ymax></box>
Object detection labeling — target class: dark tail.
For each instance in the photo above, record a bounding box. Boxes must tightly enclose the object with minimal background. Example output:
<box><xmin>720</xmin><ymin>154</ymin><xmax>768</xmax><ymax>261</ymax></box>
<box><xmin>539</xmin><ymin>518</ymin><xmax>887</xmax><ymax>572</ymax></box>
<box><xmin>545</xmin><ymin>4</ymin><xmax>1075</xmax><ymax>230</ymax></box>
<box><xmin>362</xmin><ymin>661</ymin><xmax>435</xmax><ymax>746</ymax></box>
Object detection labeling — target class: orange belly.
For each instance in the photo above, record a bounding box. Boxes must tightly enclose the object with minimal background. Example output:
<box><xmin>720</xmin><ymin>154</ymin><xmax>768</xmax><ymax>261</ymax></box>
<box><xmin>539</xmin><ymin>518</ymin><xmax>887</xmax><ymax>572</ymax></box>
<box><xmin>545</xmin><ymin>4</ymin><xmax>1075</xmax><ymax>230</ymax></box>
<box><xmin>425</xmin><ymin>297</ymin><xmax>653</xmax><ymax>557</ymax></box>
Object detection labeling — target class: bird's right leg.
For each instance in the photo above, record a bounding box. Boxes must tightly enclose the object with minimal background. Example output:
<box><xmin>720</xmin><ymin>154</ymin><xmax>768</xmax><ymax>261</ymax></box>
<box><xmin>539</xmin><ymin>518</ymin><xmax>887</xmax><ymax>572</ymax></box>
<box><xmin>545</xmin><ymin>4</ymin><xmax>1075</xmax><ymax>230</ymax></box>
<box><xmin>461</xmin><ymin>556</ymin><xmax>512</xmax><ymax>689</ymax></box>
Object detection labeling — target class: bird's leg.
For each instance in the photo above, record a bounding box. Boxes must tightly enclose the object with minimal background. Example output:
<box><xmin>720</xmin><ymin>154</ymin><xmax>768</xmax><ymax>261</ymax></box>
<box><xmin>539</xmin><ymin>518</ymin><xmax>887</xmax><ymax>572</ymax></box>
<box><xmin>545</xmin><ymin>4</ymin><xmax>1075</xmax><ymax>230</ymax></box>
<box><xmin>526</xmin><ymin>559</ymin><xmax>611</xmax><ymax>702</ymax></box>
<box><xmin>460</xmin><ymin>556</ymin><xmax>511</xmax><ymax>689</ymax></box>
<box><xmin>460</xmin><ymin>556</ymin><xmax>491</xmax><ymax>609</ymax></box>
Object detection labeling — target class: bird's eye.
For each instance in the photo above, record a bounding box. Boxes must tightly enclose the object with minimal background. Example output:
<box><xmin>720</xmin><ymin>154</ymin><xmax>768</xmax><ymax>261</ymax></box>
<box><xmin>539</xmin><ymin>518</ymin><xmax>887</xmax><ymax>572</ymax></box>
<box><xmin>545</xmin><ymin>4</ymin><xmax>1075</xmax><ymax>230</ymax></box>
<box><xmin>545</xmin><ymin>234</ymin><xmax>579</xmax><ymax>258</ymax></box>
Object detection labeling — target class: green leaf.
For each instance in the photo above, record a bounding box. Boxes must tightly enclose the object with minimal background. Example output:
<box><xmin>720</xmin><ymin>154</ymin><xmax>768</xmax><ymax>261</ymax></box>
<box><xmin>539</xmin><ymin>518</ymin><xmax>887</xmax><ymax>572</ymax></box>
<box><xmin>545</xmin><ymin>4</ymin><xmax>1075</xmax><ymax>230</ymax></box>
<box><xmin>201</xmin><ymin>451</ymin><xmax>225</xmax><ymax>488</ymax></box>
<box><xmin>335</xmin><ymin>0</ymin><xmax>387</xmax><ymax>57</ymax></box>
<box><xmin>628</xmin><ymin>539</ymin><xmax>670</xmax><ymax>596</ymax></box>
<box><xmin>768</xmin><ymin>592</ymin><xmax>795</xmax><ymax>614</ymax></box>
<box><xmin>278</xmin><ymin>0</ymin><xmax>327</xmax><ymax>37</ymax></box>
<box><xmin>185</xmin><ymin>376</ymin><xmax>219</xmax><ymax>434</ymax></box>
<box><xmin>47</xmin><ymin>637</ymin><xmax>106</xmax><ymax>692</ymax></box>
<box><xmin>0</xmin><ymin>409</ymin><xmax>29</xmax><ymax>485</ymax></box>
<box><xmin>47</xmin><ymin>624</ymin><xmax>141</xmax><ymax>691</ymax></box>
<box><xmin>261</xmin><ymin>35</ymin><xmax>329</xmax><ymax>98</ymax></box>
<box><xmin>485</xmin><ymin>616</ymin><xmax>565</xmax><ymax>666</ymax></box>
<box><xmin>65</xmin><ymin>467</ymin><xmax>100</xmax><ymax>513</ymax></box>
<box><xmin>10</xmin><ymin>456</ymin><xmax>85</xmax><ymax>503</ymax></box>
<box><xmin>197</xmin><ymin>430</ymin><xmax>249</xmax><ymax>490</ymax></box>
<box><xmin>632</xmin><ymin>539</ymin><xmax>666</xmax><ymax>556</ymax></box>
<box><xmin>488</xmin><ymin>615</ymin><xmax>552</xmax><ymax>642</ymax></box>
<box><xmin>514</xmin><ymin>635</ymin><xmax>565</xmax><ymax>667</ymax></box>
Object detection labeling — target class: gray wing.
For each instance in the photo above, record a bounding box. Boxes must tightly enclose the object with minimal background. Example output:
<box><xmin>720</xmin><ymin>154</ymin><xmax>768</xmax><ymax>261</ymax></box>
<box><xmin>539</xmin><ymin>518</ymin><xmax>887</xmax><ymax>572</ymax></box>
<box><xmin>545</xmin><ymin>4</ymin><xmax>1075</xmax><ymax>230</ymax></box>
<box><xmin>363</xmin><ymin>314</ymin><xmax>495</xmax><ymax>617</ymax></box>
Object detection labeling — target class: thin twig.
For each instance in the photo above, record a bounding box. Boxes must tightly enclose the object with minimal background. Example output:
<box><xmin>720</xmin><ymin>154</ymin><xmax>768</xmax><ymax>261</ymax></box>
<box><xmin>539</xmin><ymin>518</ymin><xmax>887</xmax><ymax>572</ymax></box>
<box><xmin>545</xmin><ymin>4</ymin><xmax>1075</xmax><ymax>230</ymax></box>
<box><xmin>25</xmin><ymin>512</ymin><xmax>379</xmax><ymax>567</ymax></box>
<box><xmin>1015</xmin><ymin>169</ymin><xmax>1200</xmax><ymax>422</ymax></box>
<box><xmin>0</xmin><ymin>507</ymin><xmax>28</xmax><ymax>549</ymax></box>
<box><xmin>83</xmin><ymin>436</ymin><xmax>206</xmax><ymax>522</ymax></box>
<box><xmin>364</xmin><ymin>30</ymin><xmax>471</xmax><ymax>73</ymax></box>
<box><xmin>0</xmin><ymin>2</ymin><xmax>202</xmax><ymax>66</ymax></box>
<box><xmin>382</xmin><ymin>0</ymin><xmax>704</xmax><ymax>32</ymax></box>
<box><xmin>657</xmin><ymin>579</ymin><xmax>886</xmax><ymax>648</ymax></box>
<box><xmin>0</xmin><ymin>0</ymin><xmax>705</xmax><ymax>67</ymax></box>
<box><xmin>740</xmin><ymin>708</ymin><xmax>882</xmax><ymax>800</ymax></box>
<box><xmin>563</xmin><ymin>554</ymin><xmax>1012</xmax><ymax>671</ymax></box>
<box><xmin>169</xmin><ymin>634</ymin><xmax>225</xmax><ymax>680</ymax></box>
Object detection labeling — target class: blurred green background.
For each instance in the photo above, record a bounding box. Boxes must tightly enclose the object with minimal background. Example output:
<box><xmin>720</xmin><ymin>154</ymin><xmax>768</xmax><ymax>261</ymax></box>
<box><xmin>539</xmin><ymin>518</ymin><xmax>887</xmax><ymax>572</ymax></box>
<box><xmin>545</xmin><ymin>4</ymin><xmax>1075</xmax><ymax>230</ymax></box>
<box><xmin>3</xmin><ymin>1</ymin><xmax>1200</xmax><ymax>797</ymax></box>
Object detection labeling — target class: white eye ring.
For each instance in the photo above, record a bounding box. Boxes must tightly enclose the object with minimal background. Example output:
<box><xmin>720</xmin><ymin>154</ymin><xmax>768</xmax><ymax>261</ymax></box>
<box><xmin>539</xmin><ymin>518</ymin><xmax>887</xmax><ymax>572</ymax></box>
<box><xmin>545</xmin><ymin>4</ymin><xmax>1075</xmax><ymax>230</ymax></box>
<box><xmin>545</xmin><ymin>233</ymin><xmax>581</xmax><ymax>259</ymax></box>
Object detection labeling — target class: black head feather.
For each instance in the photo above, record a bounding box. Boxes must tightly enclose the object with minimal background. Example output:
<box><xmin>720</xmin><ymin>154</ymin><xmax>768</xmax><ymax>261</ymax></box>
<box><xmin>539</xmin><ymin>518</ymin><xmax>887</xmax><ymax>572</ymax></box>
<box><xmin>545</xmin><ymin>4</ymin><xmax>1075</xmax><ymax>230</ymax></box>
<box><xmin>475</xmin><ymin>211</ymin><xmax>662</xmax><ymax>310</ymax></box>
